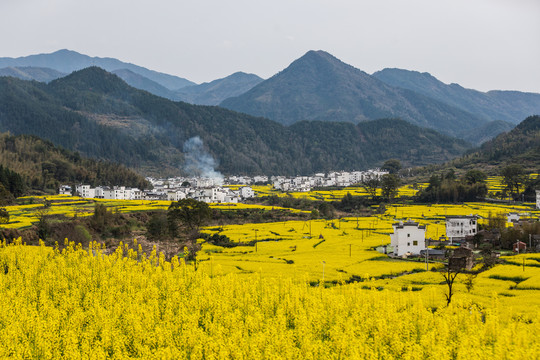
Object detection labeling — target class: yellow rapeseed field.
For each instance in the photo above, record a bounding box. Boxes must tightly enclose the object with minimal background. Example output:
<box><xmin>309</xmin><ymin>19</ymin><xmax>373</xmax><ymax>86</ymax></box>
<box><xmin>0</xmin><ymin>239</ymin><xmax>538</xmax><ymax>359</ymax></box>
<box><xmin>2</xmin><ymin>196</ymin><xmax>308</xmax><ymax>230</ymax></box>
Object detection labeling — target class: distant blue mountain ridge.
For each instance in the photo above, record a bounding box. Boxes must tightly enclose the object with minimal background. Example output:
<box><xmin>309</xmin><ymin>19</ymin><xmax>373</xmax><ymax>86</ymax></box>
<box><xmin>2</xmin><ymin>49</ymin><xmax>539</xmax><ymax>144</ymax></box>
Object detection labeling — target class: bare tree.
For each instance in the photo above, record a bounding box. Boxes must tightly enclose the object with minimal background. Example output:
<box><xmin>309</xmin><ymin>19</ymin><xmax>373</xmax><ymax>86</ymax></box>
<box><xmin>442</xmin><ymin>266</ymin><xmax>461</xmax><ymax>306</ymax></box>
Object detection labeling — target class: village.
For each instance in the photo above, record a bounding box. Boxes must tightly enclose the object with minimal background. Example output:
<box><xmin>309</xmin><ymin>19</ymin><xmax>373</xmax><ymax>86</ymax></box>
<box><xmin>59</xmin><ymin>169</ymin><xmax>389</xmax><ymax>203</ymax></box>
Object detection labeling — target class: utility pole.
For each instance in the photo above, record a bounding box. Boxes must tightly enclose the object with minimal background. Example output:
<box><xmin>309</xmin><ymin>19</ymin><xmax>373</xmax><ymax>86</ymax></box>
<box><xmin>255</xmin><ymin>229</ymin><xmax>259</xmax><ymax>252</ymax></box>
<box><xmin>425</xmin><ymin>238</ymin><xmax>429</xmax><ymax>271</ymax></box>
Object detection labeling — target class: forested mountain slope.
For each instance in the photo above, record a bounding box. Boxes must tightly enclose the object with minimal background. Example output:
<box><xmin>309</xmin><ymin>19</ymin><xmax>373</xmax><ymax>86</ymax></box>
<box><xmin>0</xmin><ymin>67</ymin><xmax>470</xmax><ymax>176</ymax></box>
<box><xmin>0</xmin><ymin>132</ymin><xmax>150</xmax><ymax>194</ymax></box>
<box><xmin>422</xmin><ymin>115</ymin><xmax>540</xmax><ymax>175</ymax></box>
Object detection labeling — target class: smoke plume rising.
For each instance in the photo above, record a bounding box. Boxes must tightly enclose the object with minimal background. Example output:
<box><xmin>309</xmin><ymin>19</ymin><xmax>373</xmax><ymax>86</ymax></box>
<box><xmin>182</xmin><ymin>136</ymin><xmax>224</xmax><ymax>184</ymax></box>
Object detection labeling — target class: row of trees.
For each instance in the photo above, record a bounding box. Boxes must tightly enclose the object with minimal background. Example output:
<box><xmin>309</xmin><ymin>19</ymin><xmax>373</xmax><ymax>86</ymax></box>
<box><xmin>415</xmin><ymin>169</ymin><xmax>488</xmax><ymax>203</ymax></box>
<box><xmin>407</xmin><ymin>163</ymin><xmax>538</xmax><ymax>204</ymax></box>
<box><xmin>500</xmin><ymin>164</ymin><xmax>539</xmax><ymax>201</ymax></box>
<box><xmin>146</xmin><ymin>199</ymin><xmax>211</xmax><ymax>241</ymax></box>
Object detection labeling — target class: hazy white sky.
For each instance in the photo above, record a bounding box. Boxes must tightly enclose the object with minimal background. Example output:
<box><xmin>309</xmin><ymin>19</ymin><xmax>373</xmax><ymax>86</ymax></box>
<box><xmin>2</xmin><ymin>0</ymin><xmax>539</xmax><ymax>92</ymax></box>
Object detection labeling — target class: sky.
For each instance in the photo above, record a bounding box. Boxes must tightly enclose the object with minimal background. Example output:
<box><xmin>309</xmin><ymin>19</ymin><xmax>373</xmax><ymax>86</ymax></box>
<box><xmin>1</xmin><ymin>0</ymin><xmax>539</xmax><ymax>92</ymax></box>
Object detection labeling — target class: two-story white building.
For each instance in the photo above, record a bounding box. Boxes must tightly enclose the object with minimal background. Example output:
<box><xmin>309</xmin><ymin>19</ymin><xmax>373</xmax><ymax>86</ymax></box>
<box><xmin>167</xmin><ymin>189</ymin><xmax>187</xmax><ymax>202</ymax></box>
<box><xmin>75</xmin><ymin>184</ymin><xmax>95</xmax><ymax>198</ymax></box>
<box><xmin>390</xmin><ymin>220</ymin><xmax>426</xmax><ymax>257</ymax></box>
<box><xmin>446</xmin><ymin>215</ymin><xmax>478</xmax><ymax>243</ymax></box>
<box><xmin>239</xmin><ymin>186</ymin><xmax>255</xmax><ymax>199</ymax></box>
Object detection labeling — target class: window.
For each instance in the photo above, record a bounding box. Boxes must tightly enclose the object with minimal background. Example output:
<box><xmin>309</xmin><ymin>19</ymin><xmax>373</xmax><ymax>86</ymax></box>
<box><xmin>407</xmin><ymin>242</ymin><xmax>410</xmax><ymax>246</ymax></box>
<box><xmin>413</xmin><ymin>241</ymin><xmax>418</xmax><ymax>246</ymax></box>
<box><xmin>407</xmin><ymin>234</ymin><xmax>410</xmax><ymax>237</ymax></box>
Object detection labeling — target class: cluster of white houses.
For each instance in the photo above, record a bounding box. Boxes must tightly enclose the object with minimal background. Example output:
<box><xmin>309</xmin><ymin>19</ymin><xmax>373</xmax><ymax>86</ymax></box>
<box><xmin>145</xmin><ymin>169</ymin><xmax>389</xmax><ymax>194</ymax></box>
<box><xmin>59</xmin><ymin>184</ymin><xmax>255</xmax><ymax>203</ymax></box>
<box><xmin>59</xmin><ymin>169</ymin><xmax>388</xmax><ymax>203</ymax></box>
<box><xmin>272</xmin><ymin>170</ymin><xmax>388</xmax><ymax>192</ymax></box>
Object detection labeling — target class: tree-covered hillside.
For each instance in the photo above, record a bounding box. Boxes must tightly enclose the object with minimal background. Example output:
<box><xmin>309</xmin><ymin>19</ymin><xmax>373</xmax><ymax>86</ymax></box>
<box><xmin>0</xmin><ymin>133</ymin><xmax>150</xmax><ymax>194</ymax></box>
<box><xmin>0</xmin><ymin>67</ymin><xmax>470</xmax><ymax>176</ymax></box>
<box><xmin>460</xmin><ymin>115</ymin><xmax>540</xmax><ymax>170</ymax></box>
<box><xmin>415</xmin><ymin>115</ymin><xmax>540</xmax><ymax>176</ymax></box>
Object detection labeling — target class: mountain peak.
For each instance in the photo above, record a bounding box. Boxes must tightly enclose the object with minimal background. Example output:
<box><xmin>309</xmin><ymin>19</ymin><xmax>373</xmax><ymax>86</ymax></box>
<box><xmin>51</xmin><ymin>49</ymin><xmax>80</xmax><ymax>56</ymax></box>
<box><xmin>294</xmin><ymin>50</ymin><xmax>345</xmax><ymax>66</ymax></box>
<box><xmin>49</xmin><ymin>66</ymin><xmax>130</xmax><ymax>94</ymax></box>
<box><xmin>281</xmin><ymin>50</ymin><xmax>367</xmax><ymax>81</ymax></box>
<box><xmin>303</xmin><ymin>49</ymin><xmax>332</xmax><ymax>57</ymax></box>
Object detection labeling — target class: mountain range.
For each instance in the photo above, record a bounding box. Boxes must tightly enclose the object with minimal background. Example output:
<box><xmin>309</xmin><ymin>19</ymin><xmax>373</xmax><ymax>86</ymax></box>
<box><xmin>372</xmin><ymin>68</ymin><xmax>540</xmax><ymax>125</ymax></box>
<box><xmin>111</xmin><ymin>69</ymin><xmax>263</xmax><ymax>105</ymax></box>
<box><xmin>0</xmin><ymin>50</ymin><xmax>264</xmax><ymax>106</ymax></box>
<box><xmin>174</xmin><ymin>72</ymin><xmax>263</xmax><ymax>105</ymax></box>
<box><xmin>0</xmin><ymin>67</ymin><xmax>469</xmax><ymax>176</ymax></box>
<box><xmin>2</xmin><ymin>49</ymin><xmax>540</xmax><ymax>145</ymax></box>
<box><xmin>221</xmin><ymin>51</ymin><xmax>540</xmax><ymax>141</ymax></box>
<box><xmin>221</xmin><ymin>51</ymin><xmax>480</xmax><ymax>136</ymax></box>
<box><xmin>0</xmin><ymin>49</ymin><xmax>194</xmax><ymax>90</ymax></box>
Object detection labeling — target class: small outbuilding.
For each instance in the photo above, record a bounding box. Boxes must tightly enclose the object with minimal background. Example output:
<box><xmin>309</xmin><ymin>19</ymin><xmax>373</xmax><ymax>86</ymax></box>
<box><xmin>449</xmin><ymin>246</ymin><xmax>474</xmax><ymax>271</ymax></box>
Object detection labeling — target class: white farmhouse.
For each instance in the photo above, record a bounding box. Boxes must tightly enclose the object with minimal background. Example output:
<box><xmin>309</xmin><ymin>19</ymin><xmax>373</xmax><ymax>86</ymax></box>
<box><xmin>94</xmin><ymin>186</ymin><xmax>104</xmax><ymax>198</ymax></box>
<box><xmin>102</xmin><ymin>187</ymin><xmax>115</xmax><ymax>199</ymax></box>
<box><xmin>75</xmin><ymin>184</ymin><xmax>95</xmax><ymax>198</ymax></box>
<box><xmin>113</xmin><ymin>186</ymin><xmax>129</xmax><ymax>200</ymax></box>
<box><xmin>131</xmin><ymin>188</ymin><xmax>143</xmax><ymax>200</ymax></box>
<box><xmin>253</xmin><ymin>176</ymin><xmax>268</xmax><ymax>184</ymax></box>
<box><xmin>536</xmin><ymin>190</ymin><xmax>540</xmax><ymax>209</ymax></box>
<box><xmin>445</xmin><ymin>215</ymin><xmax>478</xmax><ymax>243</ymax></box>
<box><xmin>239</xmin><ymin>186</ymin><xmax>255</xmax><ymax>199</ymax></box>
<box><xmin>390</xmin><ymin>220</ymin><xmax>426</xmax><ymax>257</ymax></box>
<box><xmin>167</xmin><ymin>189</ymin><xmax>187</xmax><ymax>202</ymax></box>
